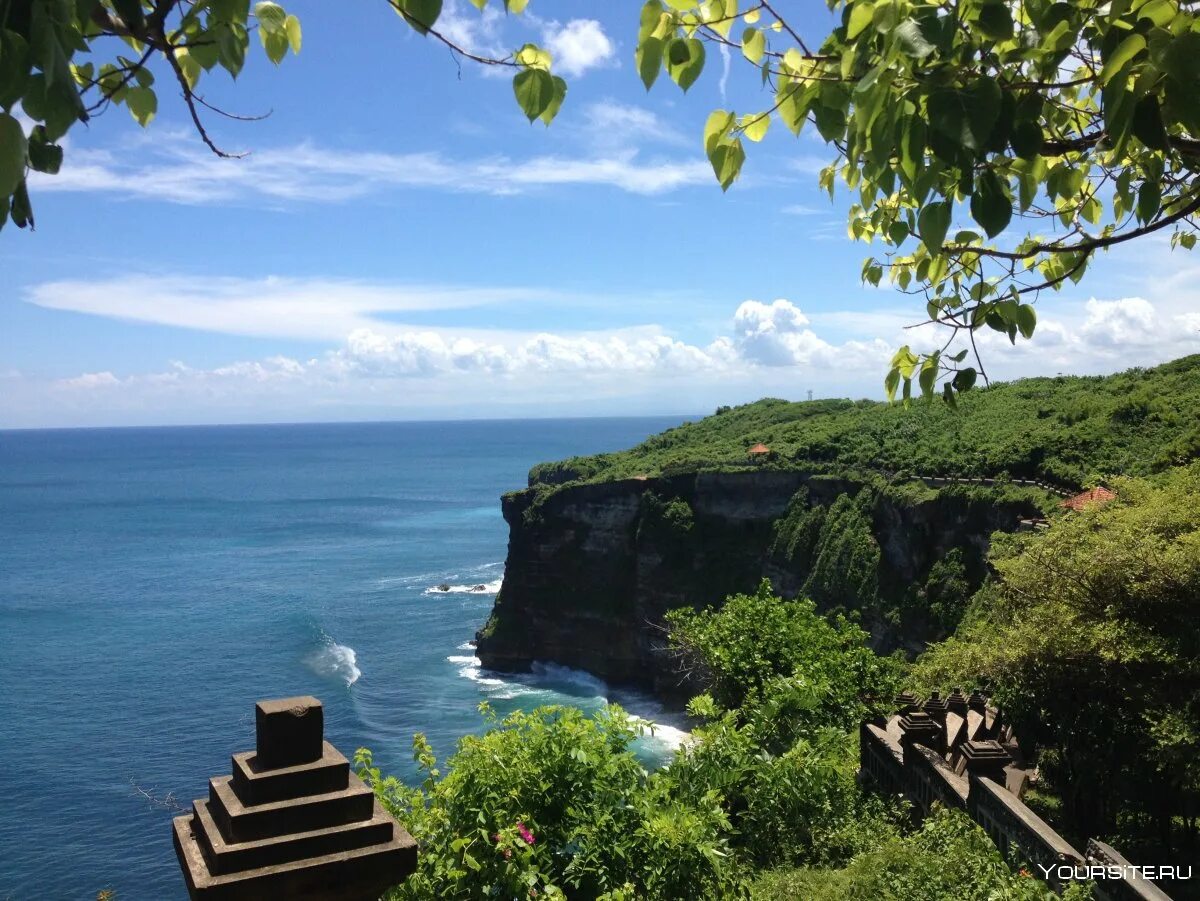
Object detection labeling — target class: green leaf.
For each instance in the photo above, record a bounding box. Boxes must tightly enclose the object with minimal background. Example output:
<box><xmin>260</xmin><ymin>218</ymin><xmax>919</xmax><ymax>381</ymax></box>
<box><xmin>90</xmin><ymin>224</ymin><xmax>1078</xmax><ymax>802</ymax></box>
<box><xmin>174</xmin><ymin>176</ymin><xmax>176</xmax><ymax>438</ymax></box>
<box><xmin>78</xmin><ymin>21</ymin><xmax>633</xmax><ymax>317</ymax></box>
<box><xmin>1009</xmin><ymin>119</ymin><xmax>1042</xmax><ymax>159</ymax></box>
<box><xmin>211</xmin><ymin>0</ymin><xmax>251</xmax><ymax>23</ymax></box>
<box><xmin>188</xmin><ymin>38</ymin><xmax>220</xmax><ymax>70</ymax></box>
<box><xmin>10</xmin><ymin>179</ymin><xmax>32</xmax><ymax>228</ymax></box>
<box><xmin>952</xmin><ymin>367</ymin><xmax>977</xmax><ymax>392</ymax></box>
<box><xmin>1101</xmin><ymin>33</ymin><xmax>1145</xmax><ymax>85</ymax></box>
<box><xmin>885</xmin><ymin>367</ymin><xmax>901</xmax><ymax>402</ymax></box>
<box><xmin>704</xmin><ymin>109</ymin><xmax>735</xmax><ymax>154</ymax></box>
<box><xmin>977</xmin><ymin>2</ymin><xmax>1014</xmax><ymax>41</ymax></box>
<box><xmin>636</xmin><ymin>37</ymin><xmax>664</xmax><ymax>90</ymax></box>
<box><xmin>539</xmin><ymin>75</ymin><xmax>567</xmax><ymax>125</ymax></box>
<box><xmin>776</xmin><ymin>82</ymin><xmax>809</xmax><ymax>136</ymax></box>
<box><xmin>739</xmin><ymin>112</ymin><xmax>770</xmax><ymax>142</ymax></box>
<box><xmin>928</xmin><ymin>78</ymin><xmax>1001</xmax><ymax>153</ymax></box>
<box><xmin>709</xmin><ymin>137</ymin><xmax>745</xmax><ymax>190</ymax></box>
<box><xmin>846</xmin><ymin>1</ymin><xmax>874</xmax><ymax>39</ymax></box>
<box><xmin>217</xmin><ymin>23</ymin><xmax>247</xmax><ymax>77</ymax></box>
<box><xmin>175</xmin><ymin>48</ymin><xmax>202</xmax><ymax>89</ymax></box>
<box><xmin>515</xmin><ymin>43</ymin><xmax>552</xmax><ymax>70</ymax></box>
<box><xmin>512</xmin><ymin>67</ymin><xmax>555</xmax><ymax>122</ymax></box>
<box><xmin>1137</xmin><ymin>180</ymin><xmax>1161</xmax><ymax>224</ymax></box>
<box><xmin>918</xmin><ymin>201</ymin><xmax>951</xmax><ymax>253</ymax></box>
<box><xmin>284</xmin><ymin>15</ymin><xmax>302</xmax><ymax>53</ymax></box>
<box><xmin>894</xmin><ymin>20</ymin><xmax>934</xmax><ymax>59</ymax></box>
<box><xmin>919</xmin><ymin>360</ymin><xmax>937</xmax><ymax>399</ymax></box>
<box><xmin>27</xmin><ymin>129</ymin><xmax>62</xmax><ymax>175</ymax></box>
<box><xmin>1132</xmin><ymin>95</ymin><xmax>1166</xmax><ymax>150</ymax></box>
<box><xmin>0</xmin><ymin>31</ymin><xmax>33</xmax><ymax>110</ymax></box>
<box><xmin>112</xmin><ymin>0</ymin><xmax>146</xmax><ymax>34</ymax></box>
<box><xmin>254</xmin><ymin>1</ymin><xmax>286</xmax><ymax>31</ymax></box>
<box><xmin>399</xmin><ymin>0</ymin><xmax>443</xmax><ymax>34</ymax></box>
<box><xmin>1015</xmin><ymin>303</ymin><xmax>1037</xmax><ymax>340</ymax></box>
<box><xmin>971</xmin><ymin>169</ymin><xmax>1011</xmax><ymax>237</ymax></box>
<box><xmin>742</xmin><ymin>27</ymin><xmax>764</xmax><ymax>63</ymax></box>
<box><xmin>0</xmin><ymin>113</ymin><xmax>28</xmax><ymax>199</ymax></box>
<box><xmin>125</xmin><ymin>85</ymin><xmax>157</xmax><ymax>126</ymax></box>
<box><xmin>638</xmin><ymin>0</ymin><xmax>666</xmax><ymax>42</ymax></box>
<box><xmin>666</xmin><ymin>38</ymin><xmax>705</xmax><ymax>92</ymax></box>
<box><xmin>260</xmin><ymin>27</ymin><xmax>288</xmax><ymax>63</ymax></box>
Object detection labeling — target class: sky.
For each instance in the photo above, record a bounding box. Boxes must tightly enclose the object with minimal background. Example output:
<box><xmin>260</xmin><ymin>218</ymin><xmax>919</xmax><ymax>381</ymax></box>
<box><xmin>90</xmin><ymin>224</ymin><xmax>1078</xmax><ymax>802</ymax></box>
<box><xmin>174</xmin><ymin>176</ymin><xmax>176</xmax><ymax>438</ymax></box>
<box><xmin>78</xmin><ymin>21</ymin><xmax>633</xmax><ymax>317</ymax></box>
<box><xmin>2</xmin><ymin>1</ymin><xmax>1199</xmax><ymax>429</ymax></box>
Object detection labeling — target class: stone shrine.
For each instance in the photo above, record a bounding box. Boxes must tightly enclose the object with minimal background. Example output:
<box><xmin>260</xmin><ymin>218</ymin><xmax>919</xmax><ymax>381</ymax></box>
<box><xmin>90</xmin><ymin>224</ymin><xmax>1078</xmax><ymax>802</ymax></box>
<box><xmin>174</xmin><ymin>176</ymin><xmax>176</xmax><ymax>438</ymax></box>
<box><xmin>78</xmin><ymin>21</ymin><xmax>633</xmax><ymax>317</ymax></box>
<box><xmin>173</xmin><ymin>696</ymin><xmax>416</xmax><ymax>900</ymax></box>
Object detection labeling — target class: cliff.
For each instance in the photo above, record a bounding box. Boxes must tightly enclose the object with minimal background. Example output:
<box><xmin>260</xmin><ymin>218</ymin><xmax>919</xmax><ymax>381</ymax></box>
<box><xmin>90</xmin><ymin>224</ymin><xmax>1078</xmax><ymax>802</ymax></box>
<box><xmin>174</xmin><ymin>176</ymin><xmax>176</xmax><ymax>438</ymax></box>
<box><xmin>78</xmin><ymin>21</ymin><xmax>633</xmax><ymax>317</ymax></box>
<box><xmin>476</xmin><ymin>469</ymin><xmax>1044</xmax><ymax>693</ymax></box>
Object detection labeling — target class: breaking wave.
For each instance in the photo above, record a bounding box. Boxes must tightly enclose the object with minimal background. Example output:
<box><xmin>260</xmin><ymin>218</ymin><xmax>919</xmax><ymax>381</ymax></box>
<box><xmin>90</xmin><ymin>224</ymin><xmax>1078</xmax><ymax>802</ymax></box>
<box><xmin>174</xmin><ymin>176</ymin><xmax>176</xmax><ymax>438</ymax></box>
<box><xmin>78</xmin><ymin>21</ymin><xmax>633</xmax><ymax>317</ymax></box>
<box><xmin>445</xmin><ymin>652</ymin><xmax>690</xmax><ymax>761</ymax></box>
<box><xmin>425</xmin><ymin>578</ymin><xmax>503</xmax><ymax>596</ymax></box>
<box><xmin>307</xmin><ymin>632</ymin><xmax>361</xmax><ymax>686</ymax></box>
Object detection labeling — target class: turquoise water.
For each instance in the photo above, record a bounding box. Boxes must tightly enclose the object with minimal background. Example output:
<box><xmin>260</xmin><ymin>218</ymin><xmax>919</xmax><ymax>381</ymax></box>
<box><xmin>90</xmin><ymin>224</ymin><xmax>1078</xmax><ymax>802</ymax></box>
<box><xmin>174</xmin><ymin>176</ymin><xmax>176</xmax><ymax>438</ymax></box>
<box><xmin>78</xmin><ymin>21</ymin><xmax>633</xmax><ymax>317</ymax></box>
<box><xmin>0</xmin><ymin>418</ymin><xmax>690</xmax><ymax>900</ymax></box>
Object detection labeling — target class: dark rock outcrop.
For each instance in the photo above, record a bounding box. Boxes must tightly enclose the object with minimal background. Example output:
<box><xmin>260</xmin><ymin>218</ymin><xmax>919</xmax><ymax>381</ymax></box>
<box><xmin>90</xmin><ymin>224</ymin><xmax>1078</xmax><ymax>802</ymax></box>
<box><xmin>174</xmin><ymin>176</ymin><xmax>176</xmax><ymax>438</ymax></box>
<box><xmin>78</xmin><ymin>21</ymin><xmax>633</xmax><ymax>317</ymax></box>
<box><xmin>476</xmin><ymin>470</ymin><xmax>1040</xmax><ymax>694</ymax></box>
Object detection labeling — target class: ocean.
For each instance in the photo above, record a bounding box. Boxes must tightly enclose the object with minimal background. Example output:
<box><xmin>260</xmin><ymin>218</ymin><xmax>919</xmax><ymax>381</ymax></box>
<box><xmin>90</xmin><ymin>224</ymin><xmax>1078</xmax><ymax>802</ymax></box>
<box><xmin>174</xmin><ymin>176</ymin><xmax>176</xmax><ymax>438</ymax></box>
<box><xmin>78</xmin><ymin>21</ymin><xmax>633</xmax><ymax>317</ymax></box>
<box><xmin>0</xmin><ymin>418</ymin><xmax>692</xmax><ymax>900</ymax></box>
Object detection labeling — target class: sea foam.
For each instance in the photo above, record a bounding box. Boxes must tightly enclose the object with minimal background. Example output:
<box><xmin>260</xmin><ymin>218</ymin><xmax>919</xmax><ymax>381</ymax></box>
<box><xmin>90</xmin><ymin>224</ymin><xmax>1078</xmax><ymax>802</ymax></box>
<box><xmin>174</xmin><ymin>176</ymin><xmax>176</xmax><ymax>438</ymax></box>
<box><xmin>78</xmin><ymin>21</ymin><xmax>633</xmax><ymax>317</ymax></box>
<box><xmin>444</xmin><ymin>650</ymin><xmax>691</xmax><ymax>758</ymax></box>
<box><xmin>307</xmin><ymin>633</ymin><xmax>362</xmax><ymax>686</ymax></box>
<box><xmin>425</xmin><ymin>578</ymin><xmax>503</xmax><ymax>596</ymax></box>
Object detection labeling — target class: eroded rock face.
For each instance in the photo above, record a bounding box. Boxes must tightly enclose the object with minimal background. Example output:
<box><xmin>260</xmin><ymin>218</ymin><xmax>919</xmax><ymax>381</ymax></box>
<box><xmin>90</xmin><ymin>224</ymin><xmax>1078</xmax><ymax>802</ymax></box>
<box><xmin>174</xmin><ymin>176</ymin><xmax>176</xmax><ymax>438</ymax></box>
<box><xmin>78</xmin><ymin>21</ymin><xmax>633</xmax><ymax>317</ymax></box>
<box><xmin>476</xmin><ymin>470</ymin><xmax>1037</xmax><ymax>695</ymax></box>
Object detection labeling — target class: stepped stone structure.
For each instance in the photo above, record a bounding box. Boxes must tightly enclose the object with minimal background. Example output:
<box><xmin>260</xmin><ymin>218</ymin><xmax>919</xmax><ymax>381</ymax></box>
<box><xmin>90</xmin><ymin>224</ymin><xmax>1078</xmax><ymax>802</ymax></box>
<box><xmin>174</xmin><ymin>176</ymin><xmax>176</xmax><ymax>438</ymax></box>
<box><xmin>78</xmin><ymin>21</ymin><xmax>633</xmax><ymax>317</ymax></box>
<box><xmin>860</xmin><ymin>692</ymin><xmax>1175</xmax><ymax>901</ymax></box>
<box><xmin>173</xmin><ymin>697</ymin><xmax>417</xmax><ymax>900</ymax></box>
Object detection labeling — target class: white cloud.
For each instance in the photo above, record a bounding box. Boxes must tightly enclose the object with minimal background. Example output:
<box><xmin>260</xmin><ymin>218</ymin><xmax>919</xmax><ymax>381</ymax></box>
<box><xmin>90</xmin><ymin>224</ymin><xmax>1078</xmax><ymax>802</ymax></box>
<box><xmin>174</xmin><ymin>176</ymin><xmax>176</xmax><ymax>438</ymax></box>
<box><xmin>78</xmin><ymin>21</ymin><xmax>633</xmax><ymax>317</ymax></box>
<box><xmin>26</xmin><ymin>275</ymin><xmax>571</xmax><ymax>341</ymax></box>
<box><xmin>31</xmin><ymin>132</ymin><xmax>712</xmax><ymax>204</ymax></box>
<box><xmin>57</xmin><ymin>371</ymin><xmax>120</xmax><ymax>390</ymax></box>
<box><xmin>1079</xmin><ymin>297</ymin><xmax>1158</xmax><ymax>347</ymax></box>
<box><xmin>430</xmin><ymin>0</ymin><xmax>507</xmax><ymax>62</ymax></box>
<box><xmin>37</xmin><ymin>297</ymin><xmax>887</xmax><ymax>411</ymax></box>
<box><xmin>729</xmin><ymin>299</ymin><xmax>891</xmax><ymax>369</ymax></box>
<box><xmin>901</xmin><ymin>294</ymin><xmax>1200</xmax><ymax>382</ymax></box>
<box><xmin>781</xmin><ymin>204</ymin><xmax>822</xmax><ymax>216</ymax></box>
<box><xmin>581</xmin><ymin>101</ymin><xmax>685</xmax><ymax>148</ymax></box>
<box><xmin>718</xmin><ymin>43</ymin><xmax>731</xmax><ymax>101</ymax></box>
<box><xmin>542</xmin><ymin>19</ymin><xmax>615</xmax><ymax>77</ymax></box>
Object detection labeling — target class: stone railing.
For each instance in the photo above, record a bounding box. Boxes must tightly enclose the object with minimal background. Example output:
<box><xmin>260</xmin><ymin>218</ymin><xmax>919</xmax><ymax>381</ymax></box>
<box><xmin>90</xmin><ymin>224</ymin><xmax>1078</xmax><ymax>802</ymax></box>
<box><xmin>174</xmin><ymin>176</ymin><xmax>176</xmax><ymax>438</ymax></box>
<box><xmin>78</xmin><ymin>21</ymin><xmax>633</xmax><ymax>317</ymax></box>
<box><xmin>859</xmin><ymin>700</ymin><xmax>1179</xmax><ymax>901</ymax></box>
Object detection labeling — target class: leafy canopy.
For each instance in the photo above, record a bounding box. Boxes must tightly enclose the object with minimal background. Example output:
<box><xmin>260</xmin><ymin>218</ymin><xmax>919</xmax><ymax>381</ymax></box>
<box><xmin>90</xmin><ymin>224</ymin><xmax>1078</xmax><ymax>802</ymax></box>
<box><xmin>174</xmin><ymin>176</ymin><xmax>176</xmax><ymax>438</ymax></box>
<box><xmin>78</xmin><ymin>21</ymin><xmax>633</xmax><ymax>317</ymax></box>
<box><xmin>914</xmin><ymin>462</ymin><xmax>1200</xmax><ymax>852</ymax></box>
<box><xmin>6</xmin><ymin>0</ymin><xmax>1200</xmax><ymax>396</ymax></box>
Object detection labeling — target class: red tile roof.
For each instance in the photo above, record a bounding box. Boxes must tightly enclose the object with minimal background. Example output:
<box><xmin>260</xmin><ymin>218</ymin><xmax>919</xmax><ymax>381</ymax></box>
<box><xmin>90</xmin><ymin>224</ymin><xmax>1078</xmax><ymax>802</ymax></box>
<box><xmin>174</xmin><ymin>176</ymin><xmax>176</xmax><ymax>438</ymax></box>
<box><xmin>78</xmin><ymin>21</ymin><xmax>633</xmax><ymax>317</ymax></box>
<box><xmin>1060</xmin><ymin>486</ymin><xmax>1116</xmax><ymax>511</ymax></box>
<box><xmin>748</xmin><ymin>443</ymin><xmax>771</xmax><ymax>455</ymax></box>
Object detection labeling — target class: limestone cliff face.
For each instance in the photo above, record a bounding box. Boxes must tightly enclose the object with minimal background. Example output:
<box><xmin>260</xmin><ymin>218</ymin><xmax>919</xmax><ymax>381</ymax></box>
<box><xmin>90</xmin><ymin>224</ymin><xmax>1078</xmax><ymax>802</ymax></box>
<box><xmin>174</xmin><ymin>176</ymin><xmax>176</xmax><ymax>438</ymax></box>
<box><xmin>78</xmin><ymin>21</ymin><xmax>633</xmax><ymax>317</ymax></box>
<box><xmin>475</xmin><ymin>470</ymin><xmax>1038</xmax><ymax>692</ymax></box>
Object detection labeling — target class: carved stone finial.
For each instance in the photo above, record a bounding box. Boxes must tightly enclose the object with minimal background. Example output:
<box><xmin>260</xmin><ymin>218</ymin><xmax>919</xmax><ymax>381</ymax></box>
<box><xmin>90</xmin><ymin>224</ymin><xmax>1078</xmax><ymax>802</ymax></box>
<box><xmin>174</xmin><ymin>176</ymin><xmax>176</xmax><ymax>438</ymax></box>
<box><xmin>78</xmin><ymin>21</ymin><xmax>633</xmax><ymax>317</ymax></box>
<box><xmin>173</xmin><ymin>697</ymin><xmax>416</xmax><ymax>900</ymax></box>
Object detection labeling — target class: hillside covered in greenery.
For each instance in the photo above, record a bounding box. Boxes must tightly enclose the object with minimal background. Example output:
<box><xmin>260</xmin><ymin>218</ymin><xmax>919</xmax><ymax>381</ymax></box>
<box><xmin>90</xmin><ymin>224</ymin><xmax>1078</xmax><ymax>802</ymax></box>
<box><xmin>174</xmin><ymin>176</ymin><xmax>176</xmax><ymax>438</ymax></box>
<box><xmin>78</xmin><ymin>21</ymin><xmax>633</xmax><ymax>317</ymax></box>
<box><xmin>357</xmin><ymin>359</ymin><xmax>1200</xmax><ymax>899</ymax></box>
<box><xmin>530</xmin><ymin>356</ymin><xmax>1200</xmax><ymax>490</ymax></box>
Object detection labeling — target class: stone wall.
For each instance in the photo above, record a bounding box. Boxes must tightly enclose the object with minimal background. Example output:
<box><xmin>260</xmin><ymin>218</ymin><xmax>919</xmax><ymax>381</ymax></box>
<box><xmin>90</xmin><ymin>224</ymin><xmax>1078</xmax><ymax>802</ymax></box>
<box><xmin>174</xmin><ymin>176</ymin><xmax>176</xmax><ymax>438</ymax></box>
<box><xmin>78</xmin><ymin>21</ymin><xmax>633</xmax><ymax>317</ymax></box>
<box><xmin>859</xmin><ymin>699</ymin><xmax>1176</xmax><ymax>901</ymax></box>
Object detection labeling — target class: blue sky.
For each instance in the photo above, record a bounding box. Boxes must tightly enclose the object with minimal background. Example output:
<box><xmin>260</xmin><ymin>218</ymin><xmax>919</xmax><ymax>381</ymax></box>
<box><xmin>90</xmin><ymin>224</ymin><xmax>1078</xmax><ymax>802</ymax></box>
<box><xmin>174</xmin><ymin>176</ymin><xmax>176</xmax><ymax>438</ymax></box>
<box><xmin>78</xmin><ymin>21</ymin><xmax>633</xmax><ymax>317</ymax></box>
<box><xmin>3</xmin><ymin>1</ymin><xmax>1199</xmax><ymax>428</ymax></box>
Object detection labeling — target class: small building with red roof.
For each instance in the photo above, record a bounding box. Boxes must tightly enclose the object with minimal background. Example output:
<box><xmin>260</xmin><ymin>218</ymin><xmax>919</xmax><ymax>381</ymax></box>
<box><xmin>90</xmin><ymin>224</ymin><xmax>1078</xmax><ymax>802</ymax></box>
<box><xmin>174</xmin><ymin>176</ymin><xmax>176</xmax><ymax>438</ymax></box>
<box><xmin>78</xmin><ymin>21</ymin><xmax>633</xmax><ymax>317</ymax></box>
<box><xmin>1059</xmin><ymin>486</ymin><xmax>1116</xmax><ymax>512</ymax></box>
<box><xmin>747</xmin><ymin>443</ymin><xmax>772</xmax><ymax>463</ymax></box>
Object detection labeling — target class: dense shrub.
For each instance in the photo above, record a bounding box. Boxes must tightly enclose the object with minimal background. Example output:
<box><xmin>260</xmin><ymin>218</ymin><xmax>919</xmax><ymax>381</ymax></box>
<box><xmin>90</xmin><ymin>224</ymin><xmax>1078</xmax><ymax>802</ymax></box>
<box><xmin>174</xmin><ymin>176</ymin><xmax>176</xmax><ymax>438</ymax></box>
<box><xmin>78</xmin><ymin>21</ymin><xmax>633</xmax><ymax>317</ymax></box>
<box><xmin>358</xmin><ymin>705</ymin><xmax>747</xmax><ymax>900</ymax></box>
<box><xmin>914</xmin><ymin>464</ymin><xmax>1200</xmax><ymax>858</ymax></box>
<box><xmin>751</xmin><ymin>807</ymin><xmax>1093</xmax><ymax>901</ymax></box>
<box><xmin>664</xmin><ymin>579</ymin><xmax>902</xmax><ymax>719</ymax></box>
<box><xmin>521</xmin><ymin>355</ymin><xmax>1200</xmax><ymax>491</ymax></box>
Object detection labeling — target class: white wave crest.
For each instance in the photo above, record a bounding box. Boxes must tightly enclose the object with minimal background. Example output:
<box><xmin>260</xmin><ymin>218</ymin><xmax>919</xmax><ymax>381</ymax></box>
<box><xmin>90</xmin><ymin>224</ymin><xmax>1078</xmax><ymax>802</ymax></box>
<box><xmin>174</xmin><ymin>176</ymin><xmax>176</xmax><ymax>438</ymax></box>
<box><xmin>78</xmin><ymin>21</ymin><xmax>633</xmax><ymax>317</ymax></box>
<box><xmin>425</xmin><ymin>578</ymin><xmax>503</xmax><ymax>596</ymax></box>
<box><xmin>307</xmin><ymin>635</ymin><xmax>361</xmax><ymax>686</ymax></box>
<box><xmin>528</xmin><ymin>661</ymin><xmax>608</xmax><ymax>698</ymax></box>
<box><xmin>444</xmin><ymin>649</ymin><xmax>690</xmax><ymax>758</ymax></box>
<box><xmin>447</xmin><ymin>654</ymin><xmax>505</xmax><ymax>686</ymax></box>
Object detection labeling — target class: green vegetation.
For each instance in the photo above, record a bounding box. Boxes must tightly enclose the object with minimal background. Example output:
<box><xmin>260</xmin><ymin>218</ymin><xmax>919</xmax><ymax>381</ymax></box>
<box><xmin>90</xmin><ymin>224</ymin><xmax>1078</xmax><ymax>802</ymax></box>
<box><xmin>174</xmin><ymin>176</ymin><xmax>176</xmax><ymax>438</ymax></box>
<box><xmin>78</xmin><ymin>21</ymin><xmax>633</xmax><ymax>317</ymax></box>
<box><xmin>915</xmin><ymin>462</ymin><xmax>1200</xmax><ymax>860</ymax></box>
<box><xmin>528</xmin><ymin>356</ymin><xmax>1200</xmax><ymax>490</ymax></box>
<box><xmin>357</xmin><ymin>582</ymin><xmax>922</xmax><ymax>899</ymax></box>
<box><xmin>665</xmin><ymin>580</ymin><xmax>902</xmax><ymax>718</ymax></box>
<box><xmin>357</xmin><ymin>401</ymin><xmax>1200</xmax><ymax>897</ymax></box>
<box><xmin>355</xmin><ymin>580</ymin><xmax>1096</xmax><ymax>898</ymax></box>
<box><xmin>752</xmin><ymin>808</ymin><xmax>1091</xmax><ymax>901</ymax></box>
